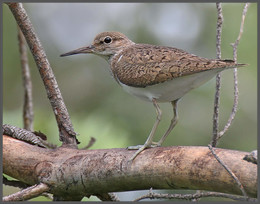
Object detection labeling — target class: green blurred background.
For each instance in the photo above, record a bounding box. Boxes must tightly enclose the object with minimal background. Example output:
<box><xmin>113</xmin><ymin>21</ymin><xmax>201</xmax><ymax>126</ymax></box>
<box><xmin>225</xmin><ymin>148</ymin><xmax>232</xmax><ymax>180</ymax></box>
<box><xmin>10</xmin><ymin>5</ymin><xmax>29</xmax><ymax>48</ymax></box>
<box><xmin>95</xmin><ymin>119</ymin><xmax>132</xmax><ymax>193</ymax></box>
<box><xmin>3</xmin><ymin>3</ymin><xmax>257</xmax><ymax>201</ymax></box>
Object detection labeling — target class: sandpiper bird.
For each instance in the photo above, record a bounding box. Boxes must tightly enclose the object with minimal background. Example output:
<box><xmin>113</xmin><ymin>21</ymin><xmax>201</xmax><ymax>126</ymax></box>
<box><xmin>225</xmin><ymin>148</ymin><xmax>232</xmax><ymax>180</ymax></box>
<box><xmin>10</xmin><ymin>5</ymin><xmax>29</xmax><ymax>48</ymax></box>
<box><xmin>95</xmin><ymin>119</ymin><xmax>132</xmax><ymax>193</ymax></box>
<box><xmin>61</xmin><ymin>31</ymin><xmax>245</xmax><ymax>161</ymax></box>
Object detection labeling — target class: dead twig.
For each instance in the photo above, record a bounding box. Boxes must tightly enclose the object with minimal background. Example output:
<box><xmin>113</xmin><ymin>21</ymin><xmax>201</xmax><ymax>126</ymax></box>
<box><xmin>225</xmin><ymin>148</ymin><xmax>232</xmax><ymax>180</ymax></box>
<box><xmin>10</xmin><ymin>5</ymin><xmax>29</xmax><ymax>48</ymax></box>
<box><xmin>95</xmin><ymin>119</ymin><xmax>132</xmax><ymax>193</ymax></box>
<box><xmin>81</xmin><ymin>137</ymin><xmax>96</xmax><ymax>149</ymax></box>
<box><xmin>133</xmin><ymin>189</ymin><xmax>256</xmax><ymax>201</ymax></box>
<box><xmin>18</xmin><ymin>27</ymin><xmax>34</xmax><ymax>131</ymax></box>
<box><xmin>3</xmin><ymin>176</ymin><xmax>54</xmax><ymax>200</ymax></box>
<box><xmin>208</xmin><ymin>144</ymin><xmax>248</xmax><ymax>198</ymax></box>
<box><xmin>212</xmin><ymin>2</ymin><xmax>223</xmax><ymax>147</ymax></box>
<box><xmin>3</xmin><ymin>183</ymin><xmax>50</xmax><ymax>201</ymax></box>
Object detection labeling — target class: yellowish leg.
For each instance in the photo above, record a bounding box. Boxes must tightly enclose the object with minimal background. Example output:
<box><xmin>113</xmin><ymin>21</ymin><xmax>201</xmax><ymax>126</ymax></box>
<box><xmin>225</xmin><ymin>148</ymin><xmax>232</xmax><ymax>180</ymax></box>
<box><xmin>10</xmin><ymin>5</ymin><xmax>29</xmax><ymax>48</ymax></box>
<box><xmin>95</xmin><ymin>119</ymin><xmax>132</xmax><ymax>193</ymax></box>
<box><xmin>156</xmin><ymin>99</ymin><xmax>179</xmax><ymax>146</ymax></box>
<box><xmin>128</xmin><ymin>98</ymin><xmax>162</xmax><ymax>161</ymax></box>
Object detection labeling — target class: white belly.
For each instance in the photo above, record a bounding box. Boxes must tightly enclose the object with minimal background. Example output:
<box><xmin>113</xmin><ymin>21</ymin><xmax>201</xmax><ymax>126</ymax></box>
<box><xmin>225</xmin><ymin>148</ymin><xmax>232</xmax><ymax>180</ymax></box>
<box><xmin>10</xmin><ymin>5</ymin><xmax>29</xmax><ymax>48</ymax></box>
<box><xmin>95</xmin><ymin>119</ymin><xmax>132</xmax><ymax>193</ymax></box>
<box><xmin>119</xmin><ymin>69</ymin><xmax>223</xmax><ymax>102</ymax></box>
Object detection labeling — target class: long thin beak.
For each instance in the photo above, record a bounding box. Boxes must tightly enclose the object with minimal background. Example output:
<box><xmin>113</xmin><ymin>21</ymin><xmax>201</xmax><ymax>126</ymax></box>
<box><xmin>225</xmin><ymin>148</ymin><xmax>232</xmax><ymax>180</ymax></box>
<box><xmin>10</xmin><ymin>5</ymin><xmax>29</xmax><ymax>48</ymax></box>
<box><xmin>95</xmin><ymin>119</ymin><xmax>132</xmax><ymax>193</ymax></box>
<box><xmin>60</xmin><ymin>45</ymin><xmax>94</xmax><ymax>57</ymax></box>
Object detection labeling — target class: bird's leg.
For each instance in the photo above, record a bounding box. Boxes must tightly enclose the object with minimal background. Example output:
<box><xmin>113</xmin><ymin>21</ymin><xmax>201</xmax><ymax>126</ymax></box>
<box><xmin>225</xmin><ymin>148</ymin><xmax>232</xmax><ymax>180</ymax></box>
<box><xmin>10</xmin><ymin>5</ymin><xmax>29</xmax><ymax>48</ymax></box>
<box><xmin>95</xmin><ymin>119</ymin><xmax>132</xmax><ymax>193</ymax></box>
<box><xmin>153</xmin><ymin>99</ymin><xmax>179</xmax><ymax>146</ymax></box>
<box><xmin>127</xmin><ymin>98</ymin><xmax>162</xmax><ymax>161</ymax></box>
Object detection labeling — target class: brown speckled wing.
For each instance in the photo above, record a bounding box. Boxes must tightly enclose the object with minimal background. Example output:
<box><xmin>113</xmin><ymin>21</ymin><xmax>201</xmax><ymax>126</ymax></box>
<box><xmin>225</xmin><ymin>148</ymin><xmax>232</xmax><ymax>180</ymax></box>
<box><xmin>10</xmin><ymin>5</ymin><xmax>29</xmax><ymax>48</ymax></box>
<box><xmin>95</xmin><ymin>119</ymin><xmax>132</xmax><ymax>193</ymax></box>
<box><xmin>111</xmin><ymin>44</ymin><xmax>244</xmax><ymax>88</ymax></box>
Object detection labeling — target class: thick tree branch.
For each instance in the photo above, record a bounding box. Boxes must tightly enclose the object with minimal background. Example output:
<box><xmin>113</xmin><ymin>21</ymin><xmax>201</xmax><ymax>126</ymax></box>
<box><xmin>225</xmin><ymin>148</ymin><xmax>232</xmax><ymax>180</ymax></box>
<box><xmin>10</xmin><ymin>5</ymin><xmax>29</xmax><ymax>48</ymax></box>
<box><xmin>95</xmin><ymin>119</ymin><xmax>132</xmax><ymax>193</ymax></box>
<box><xmin>3</xmin><ymin>135</ymin><xmax>257</xmax><ymax>199</ymax></box>
<box><xmin>7</xmin><ymin>3</ymin><xmax>78</xmax><ymax>146</ymax></box>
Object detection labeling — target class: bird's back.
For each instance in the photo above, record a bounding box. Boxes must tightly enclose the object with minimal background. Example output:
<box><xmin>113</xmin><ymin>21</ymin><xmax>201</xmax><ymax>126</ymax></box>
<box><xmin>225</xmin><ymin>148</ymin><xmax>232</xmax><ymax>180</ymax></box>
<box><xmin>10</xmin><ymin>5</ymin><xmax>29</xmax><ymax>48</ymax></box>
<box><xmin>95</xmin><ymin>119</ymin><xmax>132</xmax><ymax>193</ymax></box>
<box><xmin>110</xmin><ymin>43</ymin><xmax>246</xmax><ymax>88</ymax></box>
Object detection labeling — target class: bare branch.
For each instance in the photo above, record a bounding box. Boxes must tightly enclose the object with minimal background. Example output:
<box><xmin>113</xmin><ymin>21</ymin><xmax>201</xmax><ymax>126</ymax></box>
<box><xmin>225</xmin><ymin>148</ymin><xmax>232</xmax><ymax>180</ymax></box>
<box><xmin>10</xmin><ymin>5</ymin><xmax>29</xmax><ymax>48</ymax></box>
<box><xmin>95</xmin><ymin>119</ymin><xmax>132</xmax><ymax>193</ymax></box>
<box><xmin>231</xmin><ymin>3</ymin><xmax>250</xmax><ymax>62</ymax></box>
<box><xmin>134</xmin><ymin>190</ymin><xmax>256</xmax><ymax>202</ymax></box>
<box><xmin>217</xmin><ymin>3</ymin><xmax>250</xmax><ymax>140</ymax></box>
<box><xmin>7</xmin><ymin>3</ymin><xmax>78</xmax><ymax>146</ymax></box>
<box><xmin>215</xmin><ymin>3</ymin><xmax>223</xmax><ymax>60</ymax></box>
<box><xmin>212</xmin><ymin>2</ymin><xmax>223</xmax><ymax>147</ymax></box>
<box><xmin>3</xmin><ymin>183</ymin><xmax>49</xmax><ymax>202</ymax></box>
<box><xmin>18</xmin><ymin>27</ymin><xmax>34</xmax><ymax>131</ymax></box>
<box><xmin>208</xmin><ymin>145</ymin><xmax>248</xmax><ymax>198</ymax></box>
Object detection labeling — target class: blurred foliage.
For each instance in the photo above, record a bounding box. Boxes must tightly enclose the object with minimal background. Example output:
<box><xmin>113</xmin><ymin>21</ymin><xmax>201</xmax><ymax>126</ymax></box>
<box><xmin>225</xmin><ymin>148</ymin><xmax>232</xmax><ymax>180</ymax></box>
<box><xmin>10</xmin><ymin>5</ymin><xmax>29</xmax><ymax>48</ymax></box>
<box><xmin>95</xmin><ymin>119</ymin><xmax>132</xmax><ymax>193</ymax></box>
<box><xmin>3</xmin><ymin>3</ymin><xmax>257</xmax><ymax>201</ymax></box>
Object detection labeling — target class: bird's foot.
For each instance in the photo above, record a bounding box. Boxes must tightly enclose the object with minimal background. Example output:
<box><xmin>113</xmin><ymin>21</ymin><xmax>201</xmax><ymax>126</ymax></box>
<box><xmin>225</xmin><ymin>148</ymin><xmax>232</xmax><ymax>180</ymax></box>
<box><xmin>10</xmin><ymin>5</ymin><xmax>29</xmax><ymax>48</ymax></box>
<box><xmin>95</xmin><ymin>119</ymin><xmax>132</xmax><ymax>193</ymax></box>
<box><xmin>151</xmin><ymin>141</ymin><xmax>162</xmax><ymax>147</ymax></box>
<box><xmin>127</xmin><ymin>145</ymin><xmax>145</xmax><ymax>150</ymax></box>
<box><xmin>127</xmin><ymin>142</ymin><xmax>161</xmax><ymax>162</ymax></box>
<box><xmin>127</xmin><ymin>143</ymin><xmax>159</xmax><ymax>150</ymax></box>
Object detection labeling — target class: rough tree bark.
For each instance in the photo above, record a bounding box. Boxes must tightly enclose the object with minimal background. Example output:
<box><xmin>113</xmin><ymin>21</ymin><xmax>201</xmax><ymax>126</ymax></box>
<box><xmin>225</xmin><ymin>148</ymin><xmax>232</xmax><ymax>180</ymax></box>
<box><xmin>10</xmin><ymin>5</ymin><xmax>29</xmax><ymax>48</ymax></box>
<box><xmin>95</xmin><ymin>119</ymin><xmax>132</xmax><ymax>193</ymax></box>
<box><xmin>3</xmin><ymin>135</ymin><xmax>257</xmax><ymax>199</ymax></box>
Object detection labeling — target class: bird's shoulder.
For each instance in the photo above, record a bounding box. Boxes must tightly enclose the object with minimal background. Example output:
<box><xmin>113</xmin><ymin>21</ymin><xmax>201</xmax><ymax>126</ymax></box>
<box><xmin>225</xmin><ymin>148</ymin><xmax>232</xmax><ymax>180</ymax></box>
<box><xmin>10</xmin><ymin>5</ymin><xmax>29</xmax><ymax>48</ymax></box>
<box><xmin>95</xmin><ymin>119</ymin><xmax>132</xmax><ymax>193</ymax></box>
<box><xmin>116</xmin><ymin>43</ymin><xmax>196</xmax><ymax>64</ymax></box>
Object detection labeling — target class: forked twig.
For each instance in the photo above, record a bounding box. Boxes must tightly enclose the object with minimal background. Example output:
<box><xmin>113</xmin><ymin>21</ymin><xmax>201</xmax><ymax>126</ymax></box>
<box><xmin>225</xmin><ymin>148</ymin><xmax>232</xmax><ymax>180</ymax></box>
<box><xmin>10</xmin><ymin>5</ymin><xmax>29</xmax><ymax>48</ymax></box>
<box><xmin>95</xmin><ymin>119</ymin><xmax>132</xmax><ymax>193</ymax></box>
<box><xmin>212</xmin><ymin>3</ymin><xmax>250</xmax><ymax>146</ymax></box>
<box><xmin>217</xmin><ymin>3</ymin><xmax>250</xmax><ymax>140</ymax></box>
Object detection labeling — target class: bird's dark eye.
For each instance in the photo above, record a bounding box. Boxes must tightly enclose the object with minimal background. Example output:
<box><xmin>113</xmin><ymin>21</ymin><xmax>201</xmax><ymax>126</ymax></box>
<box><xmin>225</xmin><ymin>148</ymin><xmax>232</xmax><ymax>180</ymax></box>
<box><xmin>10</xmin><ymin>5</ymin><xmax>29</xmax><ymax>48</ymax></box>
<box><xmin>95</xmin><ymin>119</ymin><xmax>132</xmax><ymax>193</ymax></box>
<box><xmin>104</xmin><ymin>36</ymin><xmax>112</xmax><ymax>44</ymax></box>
